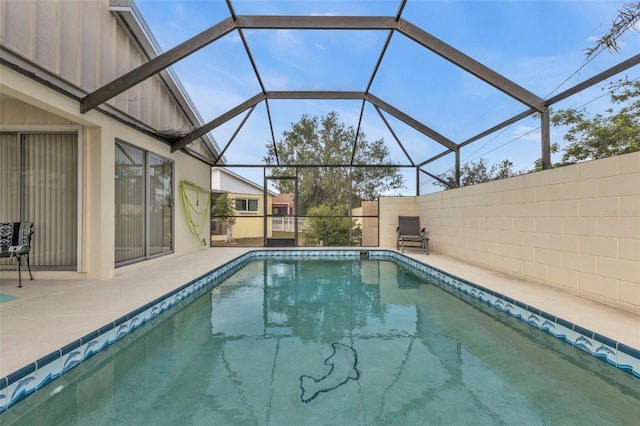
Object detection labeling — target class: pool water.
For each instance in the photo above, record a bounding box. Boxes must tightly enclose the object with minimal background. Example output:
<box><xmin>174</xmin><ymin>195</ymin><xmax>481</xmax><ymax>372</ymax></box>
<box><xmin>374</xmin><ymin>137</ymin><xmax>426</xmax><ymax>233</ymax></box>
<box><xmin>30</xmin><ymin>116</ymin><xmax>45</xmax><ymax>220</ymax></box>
<box><xmin>3</xmin><ymin>258</ymin><xmax>639</xmax><ymax>425</ymax></box>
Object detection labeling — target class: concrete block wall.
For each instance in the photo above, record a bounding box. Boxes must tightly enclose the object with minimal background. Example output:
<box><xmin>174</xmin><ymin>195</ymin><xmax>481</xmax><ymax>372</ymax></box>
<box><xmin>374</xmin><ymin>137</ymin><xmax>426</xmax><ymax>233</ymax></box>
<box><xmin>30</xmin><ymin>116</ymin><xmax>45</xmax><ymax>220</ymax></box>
<box><xmin>380</xmin><ymin>151</ymin><xmax>640</xmax><ymax>313</ymax></box>
<box><xmin>361</xmin><ymin>201</ymin><xmax>379</xmax><ymax>247</ymax></box>
<box><xmin>379</xmin><ymin>196</ymin><xmax>417</xmax><ymax>249</ymax></box>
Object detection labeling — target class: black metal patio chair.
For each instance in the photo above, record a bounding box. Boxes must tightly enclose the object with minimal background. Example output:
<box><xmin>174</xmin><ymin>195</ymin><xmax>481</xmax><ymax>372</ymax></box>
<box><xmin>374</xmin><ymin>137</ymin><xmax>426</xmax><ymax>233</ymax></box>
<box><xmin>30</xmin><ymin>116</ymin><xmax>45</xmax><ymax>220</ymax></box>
<box><xmin>396</xmin><ymin>216</ymin><xmax>429</xmax><ymax>254</ymax></box>
<box><xmin>0</xmin><ymin>221</ymin><xmax>34</xmax><ymax>287</ymax></box>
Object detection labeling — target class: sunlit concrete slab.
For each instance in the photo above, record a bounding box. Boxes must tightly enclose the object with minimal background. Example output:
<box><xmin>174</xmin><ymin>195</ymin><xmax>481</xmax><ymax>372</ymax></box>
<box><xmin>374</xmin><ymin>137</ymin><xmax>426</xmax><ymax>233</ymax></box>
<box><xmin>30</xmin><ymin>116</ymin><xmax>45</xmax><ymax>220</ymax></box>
<box><xmin>0</xmin><ymin>247</ymin><xmax>251</xmax><ymax>376</ymax></box>
<box><xmin>403</xmin><ymin>252</ymin><xmax>640</xmax><ymax>351</ymax></box>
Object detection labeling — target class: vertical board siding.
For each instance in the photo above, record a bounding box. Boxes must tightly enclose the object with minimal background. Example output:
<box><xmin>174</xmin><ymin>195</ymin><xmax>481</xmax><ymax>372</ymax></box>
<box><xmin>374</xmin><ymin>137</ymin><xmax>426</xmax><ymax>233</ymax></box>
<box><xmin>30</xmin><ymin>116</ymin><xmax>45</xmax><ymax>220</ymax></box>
<box><xmin>1</xmin><ymin>0</ymin><xmax>193</xmax><ymax>135</ymax></box>
<box><xmin>60</xmin><ymin>0</ymin><xmax>81</xmax><ymax>82</ymax></box>
<box><xmin>34</xmin><ymin>0</ymin><xmax>58</xmax><ymax>73</ymax></box>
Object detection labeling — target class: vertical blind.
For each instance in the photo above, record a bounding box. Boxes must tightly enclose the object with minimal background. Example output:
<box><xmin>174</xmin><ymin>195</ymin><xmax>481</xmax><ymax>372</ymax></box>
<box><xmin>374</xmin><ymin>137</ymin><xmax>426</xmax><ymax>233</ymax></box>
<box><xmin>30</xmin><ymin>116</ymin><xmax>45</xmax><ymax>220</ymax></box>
<box><xmin>148</xmin><ymin>153</ymin><xmax>173</xmax><ymax>256</ymax></box>
<box><xmin>0</xmin><ymin>132</ymin><xmax>78</xmax><ymax>267</ymax></box>
<box><xmin>115</xmin><ymin>143</ymin><xmax>145</xmax><ymax>263</ymax></box>
<box><xmin>0</xmin><ymin>134</ymin><xmax>19</xmax><ymax>221</ymax></box>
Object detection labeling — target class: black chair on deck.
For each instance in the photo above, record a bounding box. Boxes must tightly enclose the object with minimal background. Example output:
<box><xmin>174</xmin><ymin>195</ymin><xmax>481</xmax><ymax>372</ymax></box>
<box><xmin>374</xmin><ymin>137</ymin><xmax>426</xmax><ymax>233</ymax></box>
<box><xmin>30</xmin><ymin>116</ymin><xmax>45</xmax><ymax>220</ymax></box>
<box><xmin>0</xmin><ymin>222</ymin><xmax>34</xmax><ymax>288</ymax></box>
<box><xmin>396</xmin><ymin>216</ymin><xmax>429</xmax><ymax>254</ymax></box>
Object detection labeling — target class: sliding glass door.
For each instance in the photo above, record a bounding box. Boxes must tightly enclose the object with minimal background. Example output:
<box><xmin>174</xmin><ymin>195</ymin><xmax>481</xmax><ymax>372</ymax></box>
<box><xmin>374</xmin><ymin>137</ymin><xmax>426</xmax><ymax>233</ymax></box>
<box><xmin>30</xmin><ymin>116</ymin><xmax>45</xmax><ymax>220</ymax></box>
<box><xmin>115</xmin><ymin>142</ymin><xmax>145</xmax><ymax>263</ymax></box>
<box><xmin>148</xmin><ymin>153</ymin><xmax>173</xmax><ymax>256</ymax></box>
<box><xmin>0</xmin><ymin>132</ymin><xmax>78</xmax><ymax>268</ymax></box>
<box><xmin>115</xmin><ymin>140</ymin><xmax>173</xmax><ymax>266</ymax></box>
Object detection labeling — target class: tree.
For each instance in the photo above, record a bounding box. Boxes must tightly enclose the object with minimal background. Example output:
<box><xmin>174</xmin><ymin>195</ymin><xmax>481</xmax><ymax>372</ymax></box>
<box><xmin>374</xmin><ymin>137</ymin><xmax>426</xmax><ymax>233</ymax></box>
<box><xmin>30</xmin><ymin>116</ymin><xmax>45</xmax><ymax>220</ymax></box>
<box><xmin>211</xmin><ymin>193</ymin><xmax>236</xmax><ymax>244</ymax></box>
<box><xmin>432</xmin><ymin>3</ymin><xmax>640</xmax><ymax>189</ymax></box>
<box><xmin>264</xmin><ymin>111</ymin><xmax>404</xmax><ymax>215</ymax></box>
<box><xmin>585</xmin><ymin>1</ymin><xmax>640</xmax><ymax>58</ymax></box>
<box><xmin>434</xmin><ymin>158</ymin><xmax>518</xmax><ymax>189</ymax></box>
<box><xmin>551</xmin><ymin>78</ymin><xmax>640</xmax><ymax>164</ymax></box>
<box><xmin>302</xmin><ymin>204</ymin><xmax>361</xmax><ymax>246</ymax></box>
<box><xmin>531</xmin><ymin>143</ymin><xmax>560</xmax><ymax>172</ymax></box>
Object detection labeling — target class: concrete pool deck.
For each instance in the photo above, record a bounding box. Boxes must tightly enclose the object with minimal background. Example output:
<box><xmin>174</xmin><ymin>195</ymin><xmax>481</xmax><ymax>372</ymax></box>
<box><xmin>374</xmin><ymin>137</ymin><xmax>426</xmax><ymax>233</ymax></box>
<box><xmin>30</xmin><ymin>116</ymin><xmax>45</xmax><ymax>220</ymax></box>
<box><xmin>1</xmin><ymin>247</ymin><xmax>638</xmax><ymax>378</ymax></box>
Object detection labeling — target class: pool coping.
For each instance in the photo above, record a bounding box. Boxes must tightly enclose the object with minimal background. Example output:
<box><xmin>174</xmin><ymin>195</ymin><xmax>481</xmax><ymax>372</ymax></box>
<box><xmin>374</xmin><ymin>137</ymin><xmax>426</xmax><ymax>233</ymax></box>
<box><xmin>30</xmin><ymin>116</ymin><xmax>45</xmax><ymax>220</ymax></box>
<box><xmin>1</xmin><ymin>249</ymin><xmax>639</xmax><ymax>413</ymax></box>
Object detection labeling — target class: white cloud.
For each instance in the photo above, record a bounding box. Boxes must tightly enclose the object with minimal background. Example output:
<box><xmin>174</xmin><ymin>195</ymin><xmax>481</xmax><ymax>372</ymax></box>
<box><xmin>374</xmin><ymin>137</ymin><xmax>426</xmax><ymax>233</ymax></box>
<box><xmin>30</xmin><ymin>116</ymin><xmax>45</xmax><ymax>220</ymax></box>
<box><xmin>512</xmin><ymin>125</ymin><xmax>541</xmax><ymax>142</ymax></box>
<box><xmin>274</xmin><ymin>29</ymin><xmax>302</xmax><ymax>51</ymax></box>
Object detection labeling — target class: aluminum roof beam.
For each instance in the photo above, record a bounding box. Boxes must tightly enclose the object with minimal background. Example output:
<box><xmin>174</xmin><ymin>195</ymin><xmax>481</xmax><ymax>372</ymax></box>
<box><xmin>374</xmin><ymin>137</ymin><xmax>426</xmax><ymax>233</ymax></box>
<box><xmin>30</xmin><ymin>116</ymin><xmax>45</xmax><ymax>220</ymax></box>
<box><xmin>365</xmin><ymin>94</ymin><xmax>458</xmax><ymax>152</ymax></box>
<box><xmin>395</xmin><ymin>19</ymin><xmax>545</xmax><ymax>112</ymax></box>
<box><xmin>351</xmin><ymin>100</ymin><xmax>367</xmax><ymax>164</ymax></box>
<box><xmin>81</xmin><ymin>17</ymin><xmax>236</xmax><ymax>113</ymax></box>
<box><xmin>264</xmin><ymin>91</ymin><xmax>365</xmax><ymax>100</ymax></box>
<box><xmin>235</xmin><ymin>15</ymin><xmax>396</xmax><ymax>30</ymax></box>
<box><xmin>82</xmin><ymin>14</ymin><xmax>541</xmax><ymax>114</ymax></box>
<box><xmin>83</xmin><ymin>9</ymin><xmax>637</xmax><ymax>168</ymax></box>
<box><xmin>212</xmin><ymin>104</ymin><xmax>257</xmax><ymax>166</ymax></box>
<box><xmin>545</xmin><ymin>53</ymin><xmax>640</xmax><ymax>106</ymax></box>
<box><xmin>416</xmin><ymin>54</ymin><xmax>640</xmax><ymax>167</ymax></box>
<box><xmin>172</xmin><ymin>93</ymin><xmax>265</xmax><ymax>152</ymax></box>
<box><xmin>172</xmin><ymin>91</ymin><xmax>361</xmax><ymax>152</ymax></box>
<box><xmin>81</xmin><ymin>16</ymin><xmax>399</xmax><ymax>114</ymax></box>
<box><xmin>364</xmin><ymin>0</ymin><xmax>405</xmax><ymax>94</ymax></box>
<box><xmin>374</xmin><ymin>106</ymin><xmax>415</xmax><ymax>166</ymax></box>
<box><xmin>171</xmin><ymin>90</ymin><xmax>460</xmax><ymax>154</ymax></box>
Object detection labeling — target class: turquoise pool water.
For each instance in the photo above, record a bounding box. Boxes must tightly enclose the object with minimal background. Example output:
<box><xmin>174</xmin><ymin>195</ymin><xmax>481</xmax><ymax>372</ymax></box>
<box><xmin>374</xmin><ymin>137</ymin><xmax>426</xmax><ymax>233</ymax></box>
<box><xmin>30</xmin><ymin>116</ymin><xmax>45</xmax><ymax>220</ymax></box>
<box><xmin>2</xmin><ymin>257</ymin><xmax>639</xmax><ymax>425</ymax></box>
<box><xmin>0</xmin><ymin>293</ymin><xmax>17</xmax><ymax>302</ymax></box>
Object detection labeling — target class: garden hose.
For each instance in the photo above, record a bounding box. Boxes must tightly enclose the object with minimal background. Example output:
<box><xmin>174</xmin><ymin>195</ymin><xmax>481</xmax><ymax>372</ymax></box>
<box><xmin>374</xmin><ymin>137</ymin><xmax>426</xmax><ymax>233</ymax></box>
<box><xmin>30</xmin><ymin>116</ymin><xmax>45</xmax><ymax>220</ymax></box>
<box><xmin>179</xmin><ymin>180</ymin><xmax>210</xmax><ymax>246</ymax></box>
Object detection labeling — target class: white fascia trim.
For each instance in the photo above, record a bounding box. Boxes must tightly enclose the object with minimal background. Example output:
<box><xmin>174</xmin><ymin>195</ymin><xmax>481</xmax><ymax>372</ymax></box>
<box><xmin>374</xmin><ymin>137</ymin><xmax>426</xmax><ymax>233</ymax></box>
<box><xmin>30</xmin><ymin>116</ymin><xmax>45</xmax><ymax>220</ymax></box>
<box><xmin>109</xmin><ymin>0</ymin><xmax>223</xmax><ymax>162</ymax></box>
<box><xmin>213</xmin><ymin>167</ymin><xmax>278</xmax><ymax>196</ymax></box>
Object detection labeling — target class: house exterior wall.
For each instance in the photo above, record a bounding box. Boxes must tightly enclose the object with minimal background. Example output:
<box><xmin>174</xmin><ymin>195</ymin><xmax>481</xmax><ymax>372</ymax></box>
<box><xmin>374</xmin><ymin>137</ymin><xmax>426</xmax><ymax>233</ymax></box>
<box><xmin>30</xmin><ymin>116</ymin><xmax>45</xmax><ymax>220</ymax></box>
<box><xmin>0</xmin><ymin>0</ymin><xmax>194</xmax><ymax>135</ymax></box>
<box><xmin>379</xmin><ymin>151</ymin><xmax>640</xmax><ymax>313</ymax></box>
<box><xmin>213</xmin><ymin>169</ymin><xmax>264</xmax><ymax>195</ymax></box>
<box><xmin>211</xmin><ymin>191</ymin><xmax>273</xmax><ymax>241</ymax></box>
<box><xmin>0</xmin><ymin>0</ymin><xmax>212</xmax><ymax>281</ymax></box>
<box><xmin>1</xmin><ymin>69</ymin><xmax>210</xmax><ymax>280</ymax></box>
<box><xmin>379</xmin><ymin>196</ymin><xmax>417</xmax><ymax>249</ymax></box>
<box><xmin>352</xmin><ymin>201</ymin><xmax>379</xmax><ymax>247</ymax></box>
<box><xmin>211</xmin><ymin>168</ymin><xmax>276</xmax><ymax>242</ymax></box>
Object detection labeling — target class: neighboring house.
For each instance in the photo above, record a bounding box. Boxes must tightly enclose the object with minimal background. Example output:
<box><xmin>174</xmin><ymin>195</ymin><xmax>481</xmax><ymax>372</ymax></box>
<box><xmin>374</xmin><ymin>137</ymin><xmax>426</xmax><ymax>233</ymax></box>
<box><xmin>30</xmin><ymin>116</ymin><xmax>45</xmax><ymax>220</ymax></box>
<box><xmin>271</xmin><ymin>193</ymin><xmax>295</xmax><ymax>217</ymax></box>
<box><xmin>271</xmin><ymin>193</ymin><xmax>296</xmax><ymax>234</ymax></box>
<box><xmin>211</xmin><ymin>168</ymin><xmax>276</xmax><ymax>242</ymax></box>
<box><xmin>0</xmin><ymin>0</ymin><xmax>218</xmax><ymax>280</ymax></box>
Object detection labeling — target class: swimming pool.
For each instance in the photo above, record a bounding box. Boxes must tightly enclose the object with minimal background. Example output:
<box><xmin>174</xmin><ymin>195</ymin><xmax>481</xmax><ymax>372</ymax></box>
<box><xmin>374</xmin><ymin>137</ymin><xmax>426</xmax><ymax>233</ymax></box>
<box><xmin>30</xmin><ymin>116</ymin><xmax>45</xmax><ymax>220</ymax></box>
<box><xmin>1</xmin><ymin>250</ymin><xmax>639</xmax><ymax>424</ymax></box>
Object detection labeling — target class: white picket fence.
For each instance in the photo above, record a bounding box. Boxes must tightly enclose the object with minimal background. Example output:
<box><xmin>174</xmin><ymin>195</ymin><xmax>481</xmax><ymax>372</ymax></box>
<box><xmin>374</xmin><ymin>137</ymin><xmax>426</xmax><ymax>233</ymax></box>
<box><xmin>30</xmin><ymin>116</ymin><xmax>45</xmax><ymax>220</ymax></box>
<box><xmin>271</xmin><ymin>216</ymin><xmax>301</xmax><ymax>232</ymax></box>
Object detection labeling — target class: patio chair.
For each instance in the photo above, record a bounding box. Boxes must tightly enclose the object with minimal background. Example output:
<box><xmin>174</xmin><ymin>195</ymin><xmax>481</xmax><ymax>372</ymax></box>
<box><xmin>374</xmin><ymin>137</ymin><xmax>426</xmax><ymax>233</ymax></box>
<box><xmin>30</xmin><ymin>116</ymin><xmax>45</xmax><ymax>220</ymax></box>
<box><xmin>396</xmin><ymin>216</ymin><xmax>429</xmax><ymax>254</ymax></box>
<box><xmin>0</xmin><ymin>221</ymin><xmax>34</xmax><ymax>288</ymax></box>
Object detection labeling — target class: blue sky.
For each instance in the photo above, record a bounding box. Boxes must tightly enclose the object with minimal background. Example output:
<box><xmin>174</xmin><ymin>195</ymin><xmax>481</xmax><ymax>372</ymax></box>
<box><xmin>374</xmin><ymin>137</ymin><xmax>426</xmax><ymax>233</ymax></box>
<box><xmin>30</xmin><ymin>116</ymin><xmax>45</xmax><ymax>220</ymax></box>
<box><xmin>134</xmin><ymin>0</ymin><xmax>639</xmax><ymax>194</ymax></box>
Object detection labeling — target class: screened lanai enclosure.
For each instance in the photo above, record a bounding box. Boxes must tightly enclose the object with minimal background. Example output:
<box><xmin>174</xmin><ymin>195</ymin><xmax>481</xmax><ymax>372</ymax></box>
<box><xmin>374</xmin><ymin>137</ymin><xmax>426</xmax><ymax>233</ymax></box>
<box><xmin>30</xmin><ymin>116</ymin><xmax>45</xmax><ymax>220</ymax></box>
<box><xmin>84</xmin><ymin>0</ymin><xmax>639</xmax><ymax>248</ymax></box>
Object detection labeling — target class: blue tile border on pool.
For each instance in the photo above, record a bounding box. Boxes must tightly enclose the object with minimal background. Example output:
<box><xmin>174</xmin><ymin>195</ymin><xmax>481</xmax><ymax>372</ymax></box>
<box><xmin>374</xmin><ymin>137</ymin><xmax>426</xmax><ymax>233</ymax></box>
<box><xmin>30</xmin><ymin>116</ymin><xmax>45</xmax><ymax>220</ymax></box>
<box><xmin>374</xmin><ymin>250</ymin><xmax>640</xmax><ymax>381</ymax></box>
<box><xmin>1</xmin><ymin>249</ymin><xmax>638</xmax><ymax>413</ymax></box>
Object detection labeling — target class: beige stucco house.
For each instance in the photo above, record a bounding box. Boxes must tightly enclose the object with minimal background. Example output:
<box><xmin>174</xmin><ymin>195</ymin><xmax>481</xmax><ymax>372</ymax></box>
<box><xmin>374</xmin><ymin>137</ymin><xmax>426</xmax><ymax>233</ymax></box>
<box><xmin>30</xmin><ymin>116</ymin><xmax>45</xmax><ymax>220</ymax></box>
<box><xmin>0</xmin><ymin>0</ymin><xmax>217</xmax><ymax>280</ymax></box>
<box><xmin>211</xmin><ymin>168</ymin><xmax>275</xmax><ymax>243</ymax></box>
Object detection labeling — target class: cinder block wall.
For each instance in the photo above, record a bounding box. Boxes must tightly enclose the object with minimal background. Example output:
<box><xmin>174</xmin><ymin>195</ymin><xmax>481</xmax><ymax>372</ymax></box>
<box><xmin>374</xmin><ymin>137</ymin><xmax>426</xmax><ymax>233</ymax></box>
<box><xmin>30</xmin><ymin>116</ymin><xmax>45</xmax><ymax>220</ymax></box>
<box><xmin>380</xmin><ymin>151</ymin><xmax>640</xmax><ymax>313</ymax></box>
<box><xmin>379</xmin><ymin>196</ymin><xmax>417</xmax><ymax>249</ymax></box>
<box><xmin>361</xmin><ymin>201</ymin><xmax>379</xmax><ymax>246</ymax></box>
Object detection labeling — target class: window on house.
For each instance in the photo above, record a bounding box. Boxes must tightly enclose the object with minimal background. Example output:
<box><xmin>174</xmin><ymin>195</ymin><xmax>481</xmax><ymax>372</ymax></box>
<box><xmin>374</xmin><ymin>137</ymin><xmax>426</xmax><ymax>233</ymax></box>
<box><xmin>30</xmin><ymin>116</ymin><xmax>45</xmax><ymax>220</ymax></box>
<box><xmin>115</xmin><ymin>140</ymin><xmax>173</xmax><ymax>266</ymax></box>
<box><xmin>0</xmin><ymin>132</ymin><xmax>79</xmax><ymax>269</ymax></box>
<box><xmin>235</xmin><ymin>198</ymin><xmax>259</xmax><ymax>213</ymax></box>
<box><xmin>273</xmin><ymin>206</ymin><xmax>288</xmax><ymax>216</ymax></box>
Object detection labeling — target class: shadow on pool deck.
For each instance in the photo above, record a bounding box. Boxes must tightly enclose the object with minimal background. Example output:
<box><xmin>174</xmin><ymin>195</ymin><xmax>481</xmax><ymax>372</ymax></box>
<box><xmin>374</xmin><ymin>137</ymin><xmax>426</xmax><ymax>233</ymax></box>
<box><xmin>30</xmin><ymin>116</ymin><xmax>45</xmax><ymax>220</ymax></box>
<box><xmin>0</xmin><ymin>247</ymin><xmax>638</xmax><ymax>377</ymax></box>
